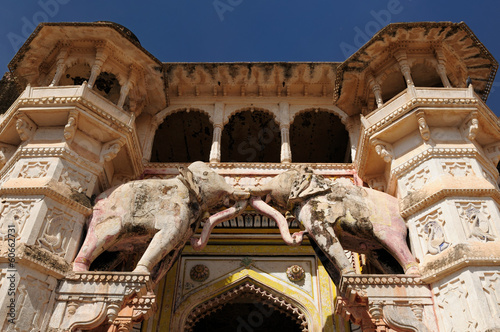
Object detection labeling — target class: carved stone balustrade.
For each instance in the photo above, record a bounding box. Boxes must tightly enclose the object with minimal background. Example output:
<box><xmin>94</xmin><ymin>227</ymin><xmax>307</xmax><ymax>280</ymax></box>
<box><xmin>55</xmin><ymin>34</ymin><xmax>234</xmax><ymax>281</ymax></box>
<box><xmin>335</xmin><ymin>275</ymin><xmax>438</xmax><ymax>332</ymax></box>
<box><xmin>49</xmin><ymin>272</ymin><xmax>156</xmax><ymax>332</ymax></box>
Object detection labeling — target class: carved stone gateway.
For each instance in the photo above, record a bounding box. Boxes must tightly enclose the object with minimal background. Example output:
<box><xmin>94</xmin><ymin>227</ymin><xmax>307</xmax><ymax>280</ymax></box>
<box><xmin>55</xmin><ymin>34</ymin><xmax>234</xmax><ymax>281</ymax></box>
<box><xmin>0</xmin><ymin>20</ymin><xmax>499</xmax><ymax>332</ymax></box>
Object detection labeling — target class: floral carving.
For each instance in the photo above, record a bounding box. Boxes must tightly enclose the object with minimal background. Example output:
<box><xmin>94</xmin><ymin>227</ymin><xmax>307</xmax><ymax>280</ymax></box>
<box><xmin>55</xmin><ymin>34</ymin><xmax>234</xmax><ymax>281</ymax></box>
<box><xmin>286</xmin><ymin>265</ymin><xmax>305</xmax><ymax>282</ymax></box>
<box><xmin>190</xmin><ymin>264</ymin><xmax>209</xmax><ymax>282</ymax></box>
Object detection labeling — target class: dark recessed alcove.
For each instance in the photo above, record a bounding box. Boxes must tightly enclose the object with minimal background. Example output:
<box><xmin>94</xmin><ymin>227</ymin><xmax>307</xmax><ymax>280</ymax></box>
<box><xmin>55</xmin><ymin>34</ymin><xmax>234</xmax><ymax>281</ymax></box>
<box><xmin>221</xmin><ymin>110</ymin><xmax>280</xmax><ymax>163</ymax></box>
<box><xmin>290</xmin><ymin>110</ymin><xmax>349</xmax><ymax>163</ymax></box>
<box><xmin>151</xmin><ymin>110</ymin><xmax>213</xmax><ymax>162</ymax></box>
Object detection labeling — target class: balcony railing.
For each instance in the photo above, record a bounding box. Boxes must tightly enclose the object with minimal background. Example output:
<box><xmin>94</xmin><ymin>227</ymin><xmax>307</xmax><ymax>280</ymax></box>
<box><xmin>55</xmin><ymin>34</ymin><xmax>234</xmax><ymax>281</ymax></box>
<box><xmin>362</xmin><ymin>87</ymin><xmax>475</xmax><ymax>129</ymax></box>
<box><xmin>18</xmin><ymin>83</ymin><xmax>133</xmax><ymax>126</ymax></box>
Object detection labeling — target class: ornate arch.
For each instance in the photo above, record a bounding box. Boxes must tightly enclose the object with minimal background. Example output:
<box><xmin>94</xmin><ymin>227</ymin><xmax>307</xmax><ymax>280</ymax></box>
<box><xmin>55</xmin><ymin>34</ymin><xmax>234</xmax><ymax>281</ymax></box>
<box><xmin>290</xmin><ymin>106</ymin><xmax>348</xmax><ymax>126</ymax></box>
<box><xmin>153</xmin><ymin>106</ymin><xmax>214</xmax><ymax>128</ymax></box>
<box><xmin>168</xmin><ymin>267</ymin><xmax>322</xmax><ymax>331</ymax></box>
<box><xmin>223</xmin><ymin>106</ymin><xmax>277</xmax><ymax>126</ymax></box>
<box><xmin>183</xmin><ymin>279</ymin><xmax>309</xmax><ymax>332</ymax></box>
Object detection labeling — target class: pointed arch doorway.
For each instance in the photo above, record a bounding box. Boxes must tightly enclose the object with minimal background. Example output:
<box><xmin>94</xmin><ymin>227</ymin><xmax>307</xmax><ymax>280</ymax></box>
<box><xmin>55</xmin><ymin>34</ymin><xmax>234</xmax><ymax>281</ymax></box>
<box><xmin>185</xmin><ymin>281</ymin><xmax>308</xmax><ymax>332</ymax></box>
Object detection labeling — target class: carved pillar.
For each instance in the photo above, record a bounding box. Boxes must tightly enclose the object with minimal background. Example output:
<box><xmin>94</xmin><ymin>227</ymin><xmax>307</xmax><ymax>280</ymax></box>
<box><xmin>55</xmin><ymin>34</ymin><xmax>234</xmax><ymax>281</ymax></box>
<box><xmin>367</xmin><ymin>73</ymin><xmax>384</xmax><ymax>108</ymax></box>
<box><xmin>88</xmin><ymin>45</ymin><xmax>109</xmax><ymax>88</ymax></box>
<box><xmin>279</xmin><ymin>102</ymin><xmax>292</xmax><ymax>163</ymax></box>
<box><xmin>434</xmin><ymin>47</ymin><xmax>452</xmax><ymax>88</ymax></box>
<box><xmin>49</xmin><ymin>47</ymin><xmax>69</xmax><ymax>87</ymax></box>
<box><xmin>117</xmin><ymin>66</ymin><xmax>137</xmax><ymax>109</ymax></box>
<box><xmin>209</xmin><ymin>102</ymin><xmax>224</xmax><ymax>163</ymax></box>
<box><xmin>394</xmin><ymin>50</ymin><xmax>415</xmax><ymax>96</ymax></box>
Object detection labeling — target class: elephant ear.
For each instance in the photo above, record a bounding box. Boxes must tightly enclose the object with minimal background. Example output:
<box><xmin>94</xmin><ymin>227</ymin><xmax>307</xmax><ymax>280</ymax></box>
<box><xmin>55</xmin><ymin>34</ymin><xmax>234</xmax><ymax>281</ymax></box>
<box><xmin>289</xmin><ymin>166</ymin><xmax>331</xmax><ymax>203</ymax></box>
<box><xmin>178</xmin><ymin>166</ymin><xmax>202</xmax><ymax>202</ymax></box>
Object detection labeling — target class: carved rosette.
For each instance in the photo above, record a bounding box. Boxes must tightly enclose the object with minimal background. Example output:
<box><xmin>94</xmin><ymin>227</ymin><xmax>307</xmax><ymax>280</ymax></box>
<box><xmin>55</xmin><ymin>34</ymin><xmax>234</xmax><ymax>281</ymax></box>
<box><xmin>190</xmin><ymin>264</ymin><xmax>209</xmax><ymax>282</ymax></box>
<box><xmin>286</xmin><ymin>265</ymin><xmax>305</xmax><ymax>282</ymax></box>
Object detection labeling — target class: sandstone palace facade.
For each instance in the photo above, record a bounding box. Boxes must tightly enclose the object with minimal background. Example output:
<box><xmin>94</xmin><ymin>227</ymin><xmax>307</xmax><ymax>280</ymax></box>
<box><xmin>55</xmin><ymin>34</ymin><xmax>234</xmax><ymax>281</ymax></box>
<box><xmin>0</xmin><ymin>21</ymin><xmax>499</xmax><ymax>331</ymax></box>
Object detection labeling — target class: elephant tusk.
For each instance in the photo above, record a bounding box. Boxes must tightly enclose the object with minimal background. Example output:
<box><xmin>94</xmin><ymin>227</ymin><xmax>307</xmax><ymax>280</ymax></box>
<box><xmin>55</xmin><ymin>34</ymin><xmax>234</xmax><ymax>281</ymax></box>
<box><xmin>191</xmin><ymin>200</ymin><xmax>249</xmax><ymax>251</ymax></box>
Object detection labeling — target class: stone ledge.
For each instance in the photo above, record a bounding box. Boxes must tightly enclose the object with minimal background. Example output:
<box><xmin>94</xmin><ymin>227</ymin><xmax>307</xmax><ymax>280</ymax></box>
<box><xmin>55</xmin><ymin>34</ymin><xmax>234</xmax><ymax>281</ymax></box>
<box><xmin>420</xmin><ymin>242</ymin><xmax>500</xmax><ymax>283</ymax></box>
<box><xmin>50</xmin><ymin>271</ymin><xmax>156</xmax><ymax>331</ymax></box>
<box><xmin>336</xmin><ymin>274</ymin><xmax>437</xmax><ymax>332</ymax></box>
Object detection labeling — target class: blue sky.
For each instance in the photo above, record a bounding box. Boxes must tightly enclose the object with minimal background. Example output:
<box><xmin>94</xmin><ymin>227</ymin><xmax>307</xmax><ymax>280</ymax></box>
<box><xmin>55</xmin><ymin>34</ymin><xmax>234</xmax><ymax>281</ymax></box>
<box><xmin>1</xmin><ymin>0</ymin><xmax>499</xmax><ymax>115</ymax></box>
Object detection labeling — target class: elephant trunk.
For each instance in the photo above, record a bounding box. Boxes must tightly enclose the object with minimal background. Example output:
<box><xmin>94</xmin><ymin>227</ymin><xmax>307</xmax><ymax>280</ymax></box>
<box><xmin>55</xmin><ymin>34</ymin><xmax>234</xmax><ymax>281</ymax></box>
<box><xmin>249</xmin><ymin>196</ymin><xmax>303</xmax><ymax>246</ymax></box>
<box><xmin>191</xmin><ymin>199</ymin><xmax>249</xmax><ymax>250</ymax></box>
<box><xmin>247</xmin><ymin>185</ymin><xmax>272</xmax><ymax>197</ymax></box>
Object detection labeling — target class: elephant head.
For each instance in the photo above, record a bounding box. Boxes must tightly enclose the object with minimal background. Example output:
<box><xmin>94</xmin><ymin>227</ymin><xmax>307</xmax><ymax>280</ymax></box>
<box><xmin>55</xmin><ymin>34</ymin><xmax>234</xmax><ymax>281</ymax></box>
<box><xmin>248</xmin><ymin>166</ymin><xmax>420</xmax><ymax>282</ymax></box>
<box><xmin>73</xmin><ymin>161</ymin><xmax>249</xmax><ymax>284</ymax></box>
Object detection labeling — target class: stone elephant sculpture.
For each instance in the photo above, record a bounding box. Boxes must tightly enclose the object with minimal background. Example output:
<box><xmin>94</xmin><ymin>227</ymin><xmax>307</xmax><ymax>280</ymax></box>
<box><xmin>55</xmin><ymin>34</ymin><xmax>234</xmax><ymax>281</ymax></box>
<box><xmin>247</xmin><ymin>166</ymin><xmax>419</xmax><ymax>283</ymax></box>
<box><xmin>73</xmin><ymin>161</ymin><xmax>249</xmax><ymax>283</ymax></box>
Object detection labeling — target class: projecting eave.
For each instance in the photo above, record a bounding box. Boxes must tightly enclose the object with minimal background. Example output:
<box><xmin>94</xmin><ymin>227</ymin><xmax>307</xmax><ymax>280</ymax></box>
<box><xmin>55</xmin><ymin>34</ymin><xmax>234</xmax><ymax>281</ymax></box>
<box><xmin>334</xmin><ymin>21</ymin><xmax>498</xmax><ymax>116</ymax></box>
<box><xmin>164</xmin><ymin>62</ymin><xmax>340</xmax><ymax>99</ymax></box>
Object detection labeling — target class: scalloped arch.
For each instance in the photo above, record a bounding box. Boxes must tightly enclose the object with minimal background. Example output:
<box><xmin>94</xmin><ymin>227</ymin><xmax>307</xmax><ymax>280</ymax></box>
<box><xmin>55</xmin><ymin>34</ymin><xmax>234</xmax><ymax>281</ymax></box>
<box><xmin>223</xmin><ymin>106</ymin><xmax>277</xmax><ymax>126</ymax></box>
<box><xmin>290</xmin><ymin>107</ymin><xmax>348</xmax><ymax>125</ymax></box>
<box><xmin>154</xmin><ymin>107</ymin><xmax>214</xmax><ymax>127</ymax></box>
<box><xmin>181</xmin><ymin>276</ymin><xmax>312</xmax><ymax>332</ymax></box>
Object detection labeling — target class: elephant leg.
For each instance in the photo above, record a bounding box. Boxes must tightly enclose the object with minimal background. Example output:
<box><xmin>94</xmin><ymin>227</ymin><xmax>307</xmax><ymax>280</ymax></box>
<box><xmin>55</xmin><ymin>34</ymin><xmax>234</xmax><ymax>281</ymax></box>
<box><xmin>73</xmin><ymin>217</ymin><xmax>121</xmax><ymax>271</ymax></box>
<box><xmin>308</xmin><ymin>220</ymin><xmax>355</xmax><ymax>276</ymax></box>
<box><xmin>381</xmin><ymin>232</ymin><xmax>420</xmax><ymax>275</ymax></box>
<box><xmin>134</xmin><ymin>227</ymin><xmax>183</xmax><ymax>274</ymax></box>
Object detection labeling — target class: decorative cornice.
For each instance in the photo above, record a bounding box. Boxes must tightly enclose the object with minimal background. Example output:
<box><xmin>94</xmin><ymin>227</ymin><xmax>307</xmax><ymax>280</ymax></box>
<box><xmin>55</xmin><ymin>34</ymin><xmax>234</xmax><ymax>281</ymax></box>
<box><xmin>0</xmin><ymin>186</ymin><xmax>92</xmax><ymax>215</ymax></box>
<box><xmin>419</xmin><ymin>243</ymin><xmax>500</xmax><ymax>283</ymax></box>
<box><xmin>401</xmin><ymin>188</ymin><xmax>500</xmax><ymax>218</ymax></box>
<box><xmin>144</xmin><ymin>162</ymin><xmax>356</xmax><ymax>172</ymax></box>
<box><xmin>15</xmin><ymin>243</ymin><xmax>70</xmax><ymax>278</ymax></box>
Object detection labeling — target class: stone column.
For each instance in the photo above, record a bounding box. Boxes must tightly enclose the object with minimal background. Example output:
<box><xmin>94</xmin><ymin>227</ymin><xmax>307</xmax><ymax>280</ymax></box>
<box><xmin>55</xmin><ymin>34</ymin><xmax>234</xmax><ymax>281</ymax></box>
<box><xmin>209</xmin><ymin>102</ymin><xmax>224</xmax><ymax>163</ymax></box>
<box><xmin>394</xmin><ymin>50</ymin><xmax>415</xmax><ymax>95</ymax></box>
<box><xmin>279</xmin><ymin>102</ymin><xmax>292</xmax><ymax>163</ymax></box>
<box><xmin>49</xmin><ymin>47</ymin><xmax>69</xmax><ymax>87</ymax></box>
<box><xmin>367</xmin><ymin>74</ymin><xmax>383</xmax><ymax>109</ymax></box>
<box><xmin>435</xmin><ymin>47</ymin><xmax>452</xmax><ymax>88</ymax></box>
<box><xmin>88</xmin><ymin>45</ymin><xmax>109</xmax><ymax>88</ymax></box>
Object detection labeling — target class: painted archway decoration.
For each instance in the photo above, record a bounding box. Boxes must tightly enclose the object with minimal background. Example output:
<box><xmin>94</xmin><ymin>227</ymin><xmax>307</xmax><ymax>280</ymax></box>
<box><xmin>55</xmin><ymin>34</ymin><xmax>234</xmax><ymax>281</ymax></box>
<box><xmin>183</xmin><ymin>279</ymin><xmax>309</xmax><ymax>332</ymax></box>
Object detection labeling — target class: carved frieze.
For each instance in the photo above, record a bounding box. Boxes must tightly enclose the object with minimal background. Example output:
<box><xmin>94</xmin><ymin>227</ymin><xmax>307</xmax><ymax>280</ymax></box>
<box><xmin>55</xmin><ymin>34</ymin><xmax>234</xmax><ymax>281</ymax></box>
<box><xmin>442</xmin><ymin>161</ymin><xmax>474</xmax><ymax>177</ymax></box>
<box><xmin>402</xmin><ymin>166</ymin><xmax>431</xmax><ymax>194</ymax></box>
<box><xmin>3</xmin><ymin>274</ymin><xmax>56</xmax><ymax>332</ymax></box>
<box><xmin>19</xmin><ymin>161</ymin><xmax>51</xmax><ymax>179</ymax></box>
<box><xmin>0</xmin><ymin>200</ymin><xmax>35</xmax><ymax>241</ymax></box>
<box><xmin>49</xmin><ymin>272</ymin><xmax>155</xmax><ymax>331</ymax></box>
<box><xmin>435</xmin><ymin>277</ymin><xmax>479</xmax><ymax>331</ymax></box>
<box><xmin>415</xmin><ymin>209</ymin><xmax>450</xmax><ymax>257</ymax></box>
<box><xmin>479</xmin><ymin>272</ymin><xmax>500</xmax><ymax>324</ymax></box>
<box><xmin>457</xmin><ymin>202</ymin><xmax>496</xmax><ymax>242</ymax></box>
<box><xmin>58</xmin><ymin>164</ymin><xmax>93</xmax><ymax>194</ymax></box>
<box><xmin>36</xmin><ymin>207</ymin><xmax>74</xmax><ymax>258</ymax></box>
